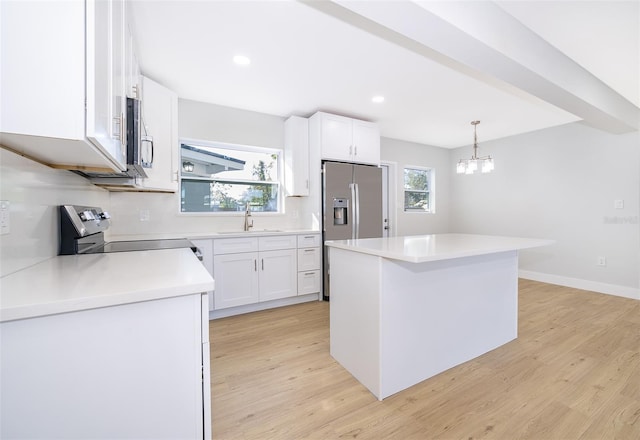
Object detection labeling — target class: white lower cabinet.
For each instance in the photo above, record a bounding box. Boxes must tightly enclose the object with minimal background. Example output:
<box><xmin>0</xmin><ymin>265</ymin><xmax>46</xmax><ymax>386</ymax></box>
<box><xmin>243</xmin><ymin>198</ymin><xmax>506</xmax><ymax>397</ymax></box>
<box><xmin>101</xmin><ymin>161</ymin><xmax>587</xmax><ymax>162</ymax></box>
<box><xmin>213</xmin><ymin>236</ymin><xmax>297</xmax><ymax>310</ymax></box>
<box><xmin>213</xmin><ymin>251</ymin><xmax>260</xmax><ymax>309</ymax></box>
<box><xmin>0</xmin><ymin>294</ymin><xmax>210</xmax><ymax>439</ymax></box>
<box><xmin>211</xmin><ymin>233</ymin><xmax>321</xmax><ymax>313</ymax></box>
<box><xmin>259</xmin><ymin>249</ymin><xmax>298</xmax><ymax>302</ymax></box>
<box><xmin>296</xmin><ymin>234</ymin><xmax>321</xmax><ymax>295</ymax></box>
<box><xmin>298</xmin><ymin>270</ymin><xmax>321</xmax><ymax>295</ymax></box>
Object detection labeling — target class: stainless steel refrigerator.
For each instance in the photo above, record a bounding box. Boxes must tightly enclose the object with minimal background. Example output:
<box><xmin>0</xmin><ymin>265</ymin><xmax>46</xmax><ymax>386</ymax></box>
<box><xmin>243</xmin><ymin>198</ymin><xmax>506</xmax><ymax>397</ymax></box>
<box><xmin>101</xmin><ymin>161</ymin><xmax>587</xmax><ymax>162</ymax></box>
<box><xmin>322</xmin><ymin>161</ymin><xmax>383</xmax><ymax>299</ymax></box>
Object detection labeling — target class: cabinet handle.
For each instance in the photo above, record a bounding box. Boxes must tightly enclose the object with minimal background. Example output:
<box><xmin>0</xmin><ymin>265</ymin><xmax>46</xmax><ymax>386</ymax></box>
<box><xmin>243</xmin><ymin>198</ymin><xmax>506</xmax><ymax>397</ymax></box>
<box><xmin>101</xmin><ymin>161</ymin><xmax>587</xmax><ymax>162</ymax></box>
<box><xmin>261</xmin><ymin>259</ymin><xmax>264</xmax><ymax>270</ymax></box>
<box><xmin>349</xmin><ymin>145</ymin><xmax>353</xmax><ymax>155</ymax></box>
<box><xmin>304</xmin><ymin>272</ymin><xmax>315</xmax><ymax>276</ymax></box>
<box><xmin>304</xmin><ymin>249</ymin><xmax>315</xmax><ymax>253</ymax></box>
<box><xmin>120</xmin><ymin>112</ymin><xmax>126</xmax><ymax>150</ymax></box>
<box><xmin>254</xmin><ymin>260</ymin><xmax>257</xmax><ymax>271</ymax></box>
<box><xmin>303</xmin><ymin>235</ymin><xmax>315</xmax><ymax>239</ymax></box>
<box><xmin>306</xmin><ymin>179</ymin><xmax>309</xmax><ymax>189</ymax></box>
<box><xmin>354</xmin><ymin>145</ymin><xmax>358</xmax><ymax>156</ymax></box>
<box><xmin>113</xmin><ymin>116</ymin><xmax>121</xmax><ymax>140</ymax></box>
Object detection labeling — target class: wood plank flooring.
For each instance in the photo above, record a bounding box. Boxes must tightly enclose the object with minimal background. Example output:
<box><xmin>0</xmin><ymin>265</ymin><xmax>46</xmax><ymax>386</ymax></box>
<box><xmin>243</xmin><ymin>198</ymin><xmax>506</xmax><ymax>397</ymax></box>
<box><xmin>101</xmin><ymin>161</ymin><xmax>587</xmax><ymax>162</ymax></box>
<box><xmin>209</xmin><ymin>279</ymin><xmax>640</xmax><ymax>439</ymax></box>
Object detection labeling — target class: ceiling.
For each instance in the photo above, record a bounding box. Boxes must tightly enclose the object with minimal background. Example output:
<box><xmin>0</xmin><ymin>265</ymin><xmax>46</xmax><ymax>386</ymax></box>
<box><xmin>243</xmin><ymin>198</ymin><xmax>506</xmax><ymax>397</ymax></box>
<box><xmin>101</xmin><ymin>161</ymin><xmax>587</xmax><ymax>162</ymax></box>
<box><xmin>129</xmin><ymin>0</ymin><xmax>639</xmax><ymax>149</ymax></box>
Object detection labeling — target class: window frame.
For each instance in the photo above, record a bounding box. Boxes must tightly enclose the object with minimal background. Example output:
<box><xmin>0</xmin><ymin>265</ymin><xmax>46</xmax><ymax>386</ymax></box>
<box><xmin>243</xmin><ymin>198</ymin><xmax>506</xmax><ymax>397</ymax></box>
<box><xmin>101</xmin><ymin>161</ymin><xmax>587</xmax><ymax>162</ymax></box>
<box><xmin>178</xmin><ymin>138</ymin><xmax>284</xmax><ymax>215</ymax></box>
<box><xmin>403</xmin><ymin>166</ymin><xmax>434</xmax><ymax>213</ymax></box>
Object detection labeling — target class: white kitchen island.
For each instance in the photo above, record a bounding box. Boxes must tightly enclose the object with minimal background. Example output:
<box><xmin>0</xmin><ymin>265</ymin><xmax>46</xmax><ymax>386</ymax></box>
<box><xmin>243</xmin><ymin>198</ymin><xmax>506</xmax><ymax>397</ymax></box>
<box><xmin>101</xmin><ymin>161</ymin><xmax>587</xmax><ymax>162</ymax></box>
<box><xmin>326</xmin><ymin>233</ymin><xmax>553</xmax><ymax>400</ymax></box>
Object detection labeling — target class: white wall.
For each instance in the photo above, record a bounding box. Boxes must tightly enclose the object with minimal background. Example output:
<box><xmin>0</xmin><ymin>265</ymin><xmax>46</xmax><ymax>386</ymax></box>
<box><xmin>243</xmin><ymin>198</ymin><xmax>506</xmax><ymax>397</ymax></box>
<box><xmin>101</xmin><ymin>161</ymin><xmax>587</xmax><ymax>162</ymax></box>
<box><xmin>381</xmin><ymin>137</ymin><xmax>451</xmax><ymax>236</ymax></box>
<box><xmin>0</xmin><ymin>148</ymin><xmax>109</xmax><ymax>276</ymax></box>
<box><xmin>450</xmin><ymin>122</ymin><xmax>639</xmax><ymax>298</ymax></box>
<box><xmin>108</xmin><ymin>99</ymin><xmax>308</xmax><ymax>238</ymax></box>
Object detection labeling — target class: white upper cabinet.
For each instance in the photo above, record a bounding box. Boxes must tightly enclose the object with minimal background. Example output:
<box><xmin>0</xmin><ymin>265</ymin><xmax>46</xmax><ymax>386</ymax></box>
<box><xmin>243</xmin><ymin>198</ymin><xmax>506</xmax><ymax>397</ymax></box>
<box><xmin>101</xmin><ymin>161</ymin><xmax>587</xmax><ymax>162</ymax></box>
<box><xmin>351</xmin><ymin>118</ymin><xmax>381</xmax><ymax>164</ymax></box>
<box><xmin>0</xmin><ymin>0</ymin><xmax>128</xmax><ymax>172</ymax></box>
<box><xmin>284</xmin><ymin>116</ymin><xmax>310</xmax><ymax>196</ymax></box>
<box><xmin>310</xmin><ymin>112</ymin><xmax>380</xmax><ymax>165</ymax></box>
<box><xmin>125</xmin><ymin>21</ymin><xmax>141</xmax><ymax>100</ymax></box>
<box><xmin>138</xmin><ymin>76</ymin><xmax>179</xmax><ymax>191</ymax></box>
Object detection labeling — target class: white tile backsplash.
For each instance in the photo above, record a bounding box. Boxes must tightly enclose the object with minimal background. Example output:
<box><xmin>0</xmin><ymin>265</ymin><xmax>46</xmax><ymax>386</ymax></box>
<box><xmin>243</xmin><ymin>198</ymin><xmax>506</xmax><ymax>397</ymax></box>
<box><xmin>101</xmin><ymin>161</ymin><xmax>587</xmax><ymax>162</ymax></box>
<box><xmin>0</xmin><ymin>148</ymin><xmax>109</xmax><ymax>276</ymax></box>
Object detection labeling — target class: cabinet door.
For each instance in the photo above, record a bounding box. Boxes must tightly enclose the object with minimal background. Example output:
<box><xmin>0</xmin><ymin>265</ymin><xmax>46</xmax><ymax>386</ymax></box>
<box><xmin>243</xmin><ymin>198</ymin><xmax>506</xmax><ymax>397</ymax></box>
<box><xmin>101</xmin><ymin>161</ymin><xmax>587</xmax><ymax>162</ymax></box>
<box><xmin>284</xmin><ymin>116</ymin><xmax>310</xmax><ymax>196</ymax></box>
<box><xmin>319</xmin><ymin>113</ymin><xmax>353</xmax><ymax>162</ymax></box>
<box><xmin>213</xmin><ymin>252</ymin><xmax>259</xmax><ymax>309</ymax></box>
<box><xmin>352</xmin><ymin>119</ymin><xmax>380</xmax><ymax>165</ymax></box>
<box><xmin>86</xmin><ymin>0</ymin><xmax>127</xmax><ymax>171</ymax></box>
<box><xmin>258</xmin><ymin>235</ymin><xmax>297</xmax><ymax>251</ymax></box>
<box><xmin>0</xmin><ymin>1</ymin><xmax>85</xmax><ymax>139</ymax></box>
<box><xmin>0</xmin><ymin>295</ymin><xmax>204</xmax><ymax>438</ymax></box>
<box><xmin>125</xmin><ymin>23</ymin><xmax>140</xmax><ymax>99</ymax></box>
<box><xmin>298</xmin><ymin>270</ymin><xmax>321</xmax><ymax>295</ymax></box>
<box><xmin>259</xmin><ymin>249</ymin><xmax>297</xmax><ymax>302</ymax></box>
<box><xmin>140</xmin><ymin>76</ymin><xmax>179</xmax><ymax>191</ymax></box>
<box><xmin>297</xmin><ymin>234</ymin><xmax>321</xmax><ymax>248</ymax></box>
<box><xmin>298</xmin><ymin>247</ymin><xmax>321</xmax><ymax>271</ymax></box>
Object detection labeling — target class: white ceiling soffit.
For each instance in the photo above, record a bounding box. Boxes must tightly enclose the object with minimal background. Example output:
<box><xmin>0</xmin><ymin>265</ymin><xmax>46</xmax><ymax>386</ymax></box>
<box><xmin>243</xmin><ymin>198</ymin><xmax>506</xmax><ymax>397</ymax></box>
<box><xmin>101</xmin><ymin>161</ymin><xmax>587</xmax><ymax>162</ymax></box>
<box><xmin>308</xmin><ymin>0</ymin><xmax>640</xmax><ymax>134</ymax></box>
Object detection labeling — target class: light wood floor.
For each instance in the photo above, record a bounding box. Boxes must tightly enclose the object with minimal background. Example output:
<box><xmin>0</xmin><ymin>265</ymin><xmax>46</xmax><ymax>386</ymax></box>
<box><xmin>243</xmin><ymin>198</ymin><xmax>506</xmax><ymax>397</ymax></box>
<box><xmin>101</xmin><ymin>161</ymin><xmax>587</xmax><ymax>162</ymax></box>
<box><xmin>209</xmin><ymin>279</ymin><xmax>640</xmax><ymax>439</ymax></box>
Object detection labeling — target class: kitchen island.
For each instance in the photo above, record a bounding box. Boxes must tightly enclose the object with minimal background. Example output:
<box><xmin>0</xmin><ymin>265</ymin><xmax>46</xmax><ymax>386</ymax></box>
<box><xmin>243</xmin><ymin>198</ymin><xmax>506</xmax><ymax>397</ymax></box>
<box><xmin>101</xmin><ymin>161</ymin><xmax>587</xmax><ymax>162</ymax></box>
<box><xmin>325</xmin><ymin>233</ymin><xmax>553</xmax><ymax>400</ymax></box>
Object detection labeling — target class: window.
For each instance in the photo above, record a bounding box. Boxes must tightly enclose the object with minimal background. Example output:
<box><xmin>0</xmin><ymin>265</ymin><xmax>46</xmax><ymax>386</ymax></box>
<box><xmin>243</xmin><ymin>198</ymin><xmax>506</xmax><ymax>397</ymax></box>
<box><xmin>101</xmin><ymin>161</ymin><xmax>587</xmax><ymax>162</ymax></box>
<box><xmin>180</xmin><ymin>141</ymin><xmax>281</xmax><ymax>213</ymax></box>
<box><xmin>403</xmin><ymin>167</ymin><xmax>433</xmax><ymax>212</ymax></box>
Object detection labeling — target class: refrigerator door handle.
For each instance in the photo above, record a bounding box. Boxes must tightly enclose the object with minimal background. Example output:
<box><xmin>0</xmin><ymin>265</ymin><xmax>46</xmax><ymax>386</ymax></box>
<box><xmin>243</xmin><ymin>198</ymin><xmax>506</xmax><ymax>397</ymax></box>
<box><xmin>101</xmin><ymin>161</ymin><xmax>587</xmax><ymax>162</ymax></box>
<box><xmin>354</xmin><ymin>183</ymin><xmax>360</xmax><ymax>239</ymax></box>
<box><xmin>349</xmin><ymin>183</ymin><xmax>357</xmax><ymax>239</ymax></box>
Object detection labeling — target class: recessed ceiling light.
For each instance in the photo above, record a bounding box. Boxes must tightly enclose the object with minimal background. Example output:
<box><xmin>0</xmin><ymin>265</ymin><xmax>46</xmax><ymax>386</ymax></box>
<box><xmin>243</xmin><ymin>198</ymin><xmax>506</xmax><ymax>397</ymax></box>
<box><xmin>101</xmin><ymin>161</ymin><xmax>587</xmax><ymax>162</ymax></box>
<box><xmin>372</xmin><ymin>95</ymin><xmax>385</xmax><ymax>103</ymax></box>
<box><xmin>233</xmin><ymin>55</ymin><xmax>251</xmax><ymax>66</ymax></box>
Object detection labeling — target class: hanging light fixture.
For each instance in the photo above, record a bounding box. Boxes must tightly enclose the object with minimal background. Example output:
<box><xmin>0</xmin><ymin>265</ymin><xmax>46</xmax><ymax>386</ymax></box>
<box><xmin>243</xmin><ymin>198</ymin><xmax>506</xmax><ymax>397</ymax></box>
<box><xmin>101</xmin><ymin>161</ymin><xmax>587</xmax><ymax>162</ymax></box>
<box><xmin>456</xmin><ymin>120</ymin><xmax>494</xmax><ymax>174</ymax></box>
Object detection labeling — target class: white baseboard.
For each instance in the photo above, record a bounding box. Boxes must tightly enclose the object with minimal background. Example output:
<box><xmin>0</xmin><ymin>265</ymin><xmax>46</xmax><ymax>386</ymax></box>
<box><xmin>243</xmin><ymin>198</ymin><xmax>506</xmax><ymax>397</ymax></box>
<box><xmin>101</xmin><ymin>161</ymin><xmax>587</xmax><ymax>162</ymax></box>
<box><xmin>209</xmin><ymin>293</ymin><xmax>321</xmax><ymax>320</ymax></box>
<box><xmin>518</xmin><ymin>270</ymin><xmax>640</xmax><ymax>300</ymax></box>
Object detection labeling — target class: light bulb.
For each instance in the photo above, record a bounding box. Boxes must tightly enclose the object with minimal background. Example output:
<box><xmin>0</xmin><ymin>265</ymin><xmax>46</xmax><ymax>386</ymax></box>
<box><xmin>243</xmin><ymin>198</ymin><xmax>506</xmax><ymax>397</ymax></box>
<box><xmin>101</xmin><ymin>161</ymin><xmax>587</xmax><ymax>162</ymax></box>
<box><xmin>456</xmin><ymin>162</ymin><xmax>466</xmax><ymax>174</ymax></box>
<box><xmin>482</xmin><ymin>158</ymin><xmax>494</xmax><ymax>173</ymax></box>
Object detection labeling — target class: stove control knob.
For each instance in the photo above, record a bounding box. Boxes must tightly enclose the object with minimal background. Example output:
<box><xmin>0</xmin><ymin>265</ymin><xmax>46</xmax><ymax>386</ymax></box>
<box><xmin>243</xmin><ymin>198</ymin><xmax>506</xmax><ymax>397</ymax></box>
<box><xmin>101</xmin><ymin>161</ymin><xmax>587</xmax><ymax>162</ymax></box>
<box><xmin>100</xmin><ymin>211</ymin><xmax>111</xmax><ymax>220</ymax></box>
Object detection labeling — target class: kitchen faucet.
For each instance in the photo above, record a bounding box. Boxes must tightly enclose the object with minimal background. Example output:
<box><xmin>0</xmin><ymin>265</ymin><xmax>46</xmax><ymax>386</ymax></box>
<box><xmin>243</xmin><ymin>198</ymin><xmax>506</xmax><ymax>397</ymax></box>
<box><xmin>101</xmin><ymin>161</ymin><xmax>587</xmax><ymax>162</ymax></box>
<box><xmin>243</xmin><ymin>202</ymin><xmax>253</xmax><ymax>231</ymax></box>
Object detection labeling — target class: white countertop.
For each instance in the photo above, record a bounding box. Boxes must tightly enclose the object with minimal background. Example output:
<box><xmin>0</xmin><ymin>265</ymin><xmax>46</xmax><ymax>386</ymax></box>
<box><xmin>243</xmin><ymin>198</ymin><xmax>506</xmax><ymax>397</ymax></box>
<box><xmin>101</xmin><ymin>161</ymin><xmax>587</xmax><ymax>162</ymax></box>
<box><xmin>0</xmin><ymin>248</ymin><xmax>215</xmax><ymax>322</ymax></box>
<box><xmin>325</xmin><ymin>233</ymin><xmax>554</xmax><ymax>263</ymax></box>
<box><xmin>109</xmin><ymin>229</ymin><xmax>320</xmax><ymax>241</ymax></box>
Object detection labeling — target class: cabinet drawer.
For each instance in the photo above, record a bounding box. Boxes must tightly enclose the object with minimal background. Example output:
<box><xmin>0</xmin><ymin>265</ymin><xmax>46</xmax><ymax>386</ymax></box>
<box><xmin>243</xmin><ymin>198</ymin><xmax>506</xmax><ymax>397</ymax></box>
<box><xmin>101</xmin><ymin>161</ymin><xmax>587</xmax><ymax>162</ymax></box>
<box><xmin>298</xmin><ymin>270</ymin><xmax>321</xmax><ymax>295</ymax></box>
<box><xmin>258</xmin><ymin>235</ymin><xmax>297</xmax><ymax>251</ymax></box>
<box><xmin>297</xmin><ymin>234</ymin><xmax>321</xmax><ymax>248</ymax></box>
<box><xmin>213</xmin><ymin>237</ymin><xmax>258</xmax><ymax>255</ymax></box>
<box><xmin>297</xmin><ymin>247</ymin><xmax>321</xmax><ymax>271</ymax></box>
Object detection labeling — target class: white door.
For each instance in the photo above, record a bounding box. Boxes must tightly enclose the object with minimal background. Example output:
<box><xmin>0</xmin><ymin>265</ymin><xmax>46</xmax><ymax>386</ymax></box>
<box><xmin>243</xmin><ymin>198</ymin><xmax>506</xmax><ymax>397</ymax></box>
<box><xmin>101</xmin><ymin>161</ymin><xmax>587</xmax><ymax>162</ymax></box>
<box><xmin>213</xmin><ymin>252</ymin><xmax>259</xmax><ymax>309</ymax></box>
<box><xmin>259</xmin><ymin>249</ymin><xmax>297</xmax><ymax>302</ymax></box>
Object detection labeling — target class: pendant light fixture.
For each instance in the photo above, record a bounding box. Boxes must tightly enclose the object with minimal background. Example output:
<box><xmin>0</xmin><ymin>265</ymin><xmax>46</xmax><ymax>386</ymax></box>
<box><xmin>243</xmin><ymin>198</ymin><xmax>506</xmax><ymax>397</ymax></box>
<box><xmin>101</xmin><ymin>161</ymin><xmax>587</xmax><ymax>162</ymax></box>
<box><xmin>456</xmin><ymin>120</ymin><xmax>494</xmax><ymax>174</ymax></box>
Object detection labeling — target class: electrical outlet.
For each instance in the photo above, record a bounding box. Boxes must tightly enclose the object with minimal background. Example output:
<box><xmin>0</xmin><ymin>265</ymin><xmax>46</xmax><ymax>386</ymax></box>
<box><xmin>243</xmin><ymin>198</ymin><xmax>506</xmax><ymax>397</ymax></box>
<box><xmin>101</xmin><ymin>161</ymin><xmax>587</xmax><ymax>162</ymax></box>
<box><xmin>139</xmin><ymin>209</ymin><xmax>150</xmax><ymax>222</ymax></box>
<box><xmin>0</xmin><ymin>201</ymin><xmax>9</xmax><ymax>235</ymax></box>
<box><xmin>597</xmin><ymin>256</ymin><xmax>607</xmax><ymax>267</ymax></box>
<box><xmin>614</xmin><ymin>200</ymin><xmax>624</xmax><ymax>209</ymax></box>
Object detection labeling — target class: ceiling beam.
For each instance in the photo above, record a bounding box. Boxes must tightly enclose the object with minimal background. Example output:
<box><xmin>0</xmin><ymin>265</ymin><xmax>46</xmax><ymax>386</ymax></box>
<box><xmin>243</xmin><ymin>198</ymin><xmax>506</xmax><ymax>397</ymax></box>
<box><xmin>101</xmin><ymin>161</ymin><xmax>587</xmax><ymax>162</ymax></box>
<box><xmin>302</xmin><ymin>0</ymin><xmax>639</xmax><ymax>134</ymax></box>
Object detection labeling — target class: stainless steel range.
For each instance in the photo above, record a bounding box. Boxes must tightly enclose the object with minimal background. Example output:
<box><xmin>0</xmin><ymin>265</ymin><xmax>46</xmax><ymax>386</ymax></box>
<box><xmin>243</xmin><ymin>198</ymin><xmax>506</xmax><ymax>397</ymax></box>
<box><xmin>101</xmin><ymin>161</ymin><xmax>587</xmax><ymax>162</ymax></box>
<box><xmin>59</xmin><ymin>205</ymin><xmax>198</xmax><ymax>256</ymax></box>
